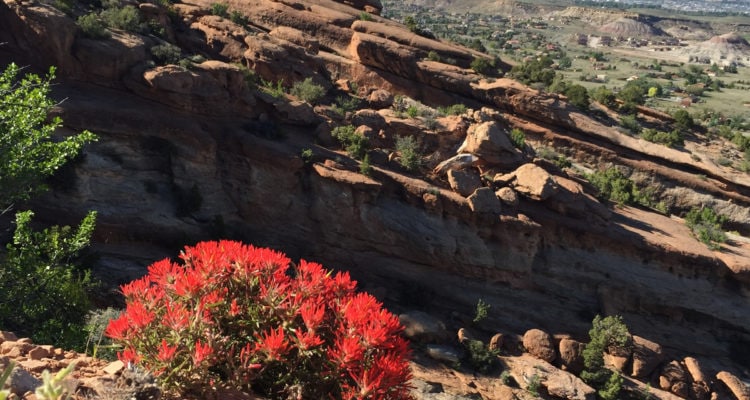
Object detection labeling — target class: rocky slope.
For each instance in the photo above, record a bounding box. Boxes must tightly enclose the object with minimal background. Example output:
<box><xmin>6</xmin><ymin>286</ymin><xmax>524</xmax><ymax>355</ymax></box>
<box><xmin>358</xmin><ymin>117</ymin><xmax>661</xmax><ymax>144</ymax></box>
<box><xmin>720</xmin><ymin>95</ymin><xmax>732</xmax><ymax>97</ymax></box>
<box><xmin>1</xmin><ymin>0</ymin><xmax>750</xmax><ymax>398</ymax></box>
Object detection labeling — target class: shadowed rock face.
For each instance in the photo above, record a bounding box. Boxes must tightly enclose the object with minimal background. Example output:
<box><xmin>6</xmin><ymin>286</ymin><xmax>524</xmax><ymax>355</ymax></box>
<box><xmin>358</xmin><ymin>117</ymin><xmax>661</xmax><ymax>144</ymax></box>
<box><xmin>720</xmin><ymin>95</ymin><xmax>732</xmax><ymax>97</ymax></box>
<box><xmin>1</xmin><ymin>0</ymin><xmax>749</xmax><ymax>380</ymax></box>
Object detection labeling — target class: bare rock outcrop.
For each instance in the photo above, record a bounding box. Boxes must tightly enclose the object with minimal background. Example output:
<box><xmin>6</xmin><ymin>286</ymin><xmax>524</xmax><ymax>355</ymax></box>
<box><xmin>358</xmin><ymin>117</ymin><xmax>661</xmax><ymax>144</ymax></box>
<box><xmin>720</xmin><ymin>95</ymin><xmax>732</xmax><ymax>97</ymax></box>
<box><xmin>510</xmin><ymin>164</ymin><xmax>559</xmax><ymax>201</ymax></box>
<box><xmin>558</xmin><ymin>338</ymin><xmax>585</xmax><ymax>374</ymax></box>
<box><xmin>659</xmin><ymin>361</ymin><xmax>690</xmax><ymax>398</ymax></box>
<box><xmin>631</xmin><ymin>335</ymin><xmax>663</xmax><ymax>378</ymax></box>
<box><xmin>716</xmin><ymin>371</ymin><xmax>750</xmax><ymax>400</ymax></box>
<box><xmin>447</xmin><ymin>169</ymin><xmax>481</xmax><ymax>197</ymax></box>
<box><xmin>457</xmin><ymin>121</ymin><xmax>522</xmax><ymax>167</ymax></box>
<box><xmin>503</xmin><ymin>354</ymin><xmax>595</xmax><ymax>400</ymax></box>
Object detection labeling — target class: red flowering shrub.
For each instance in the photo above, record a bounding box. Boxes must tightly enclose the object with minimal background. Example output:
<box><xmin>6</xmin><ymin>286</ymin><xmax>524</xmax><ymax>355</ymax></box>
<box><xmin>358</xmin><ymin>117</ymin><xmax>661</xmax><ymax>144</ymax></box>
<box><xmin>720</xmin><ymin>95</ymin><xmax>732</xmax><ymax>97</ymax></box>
<box><xmin>105</xmin><ymin>240</ymin><xmax>413</xmax><ymax>399</ymax></box>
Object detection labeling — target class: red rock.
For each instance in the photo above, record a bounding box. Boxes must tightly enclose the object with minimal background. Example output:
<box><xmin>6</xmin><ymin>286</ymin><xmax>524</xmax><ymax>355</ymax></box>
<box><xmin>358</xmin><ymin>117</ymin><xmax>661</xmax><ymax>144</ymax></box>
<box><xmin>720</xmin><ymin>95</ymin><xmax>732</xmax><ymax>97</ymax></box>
<box><xmin>103</xmin><ymin>360</ymin><xmax>125</xmax><ymax>375</ymax></box>
<box><xmin>20</xmin><ymin>359</ymin><xmax>47</xmax><ymax>373</ymax></box>
<box><xmin>27</xmin><ymin>346</ymin><xmax>49</xmax><ymax>361</ymax></box>
<box><xmin>716</xmin><ymin>371</ymin><xmax>750</xmax><ymax>400</ymax></box>
<box><xmin>522</xmin><ymin>328</ymin><xmax>556</xmax><ymax>363</ymax></box>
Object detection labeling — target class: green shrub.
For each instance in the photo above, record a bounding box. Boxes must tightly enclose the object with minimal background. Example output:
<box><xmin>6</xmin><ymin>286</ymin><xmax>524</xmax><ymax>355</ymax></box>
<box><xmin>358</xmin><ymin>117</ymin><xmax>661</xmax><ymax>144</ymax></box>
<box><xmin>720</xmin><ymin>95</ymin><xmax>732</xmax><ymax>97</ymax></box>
<box><xmin>359</xmin><ymin>11</ymin><xmax>373</xmax><ymax>21</ymax></box>
<box><xmin>590</xmin><ymin>86</ymin><xmax>616</xmax><ymax>108</ymax></box>
<box><xmin>230</xmin><ymin>10</ymin><xmax>248</xmax><ymax>26</ymax></box>
<box><xmin>586</xmin><ymin>168</ymin><xmax>636</xmax><ymax>205</ymax></box>
<box><xmin>0</xmin><ymin>211</ymin><xmax>97</xmax><ymax>350</ymax></box>
<box><xmin>438</xmin><ymin>103</ymin><xmax>467</xmax><ymax>116</ymax></box>
<box><xmin>463</xmin><ymin>340</ymin><xmax>500</xmax><ymax>374</ymax></box>
<box><xmin>510</xmin><ymin>128</ymin><xmax>525</xmax><ymax>149</ymax></box>
<box><xmin>331</xmin><ymin>95</ymin><xmax>360</xmax><ymax>116</ymax></box>
<box><xmin>473</xmin><ymin>299</ymin><xmax>490</xmax><ymax>324</ymax></box>
<box><xmin>101</xmin><ymin>5</ymin><xmax>147</xmax><ymax>33</ymax></box>
<box><xmin>527</xmin><ymin>373</ymin><xmax>541</xmax><ymax>396</ymax></box>
<box><xmin>300</xmin><ymin>148</ymin><xmax>313</xmax><ymax>164</ymax></box>
<box><xmin>581</xmin><ymin>315</ymin><xmax>629</xmax><ymax>399</ymax></box>
<box><xmin>564</xmin><ymin>84</ymin><xmax>590</xmax><ymax>110</ymax></box>
<box><xmin>210</xmin><ymin>2</ymin><xmax>229</xmax><ymax>17</ymax></box>
<box><xmin>332</xmin><ymin>125</ymin><xmax>368</xmax><ymax>160</ymax></box>
<box><xmin>84</xmin><ymin>307</ymin><xmax>122</xmax><ymax>360</ymax></box>
<box><xmin>261</xmin><ymin>79</ymin><xmax>285</xmax><ymax>98</ymax></box>
<box><xmin>77</xmin><ymin>13</ymin><xmax>110</xmax><ymax>39</ymax></box>
<box><xmin>405</xmin><ymin>105</ymin><xmax>420</xmax><ymax>118</ymax></box>
<box><xmin>360</xmin><ymin>154</ymin><xmax>372</xmax><ymax>176</ymax></box>
<box><xmin>290</xmin><ymin>78</ymin><xmax>326</xmax><ymax>104</ymax></box>
<box><xmin>673</xmin><ymin>109</ymin><xmax>694</xmax><ymax>131</ymax></box>
<box><xmin>150</xmin><ymin>43</ymin><xmax>181</xmax><ymax>65</ymax></box>
<box><xmin>641</xmin><ymin>128</ymin><xmax>683</xmax><ymax>147</ymax></box>
<box><xmin>395</xmin><ymin>135</ymin><xmax>421</xmax><ymax>171</ymax></box>
<box><xmin>427</xmin><ymin>50</ymin><xmax>441</xmax><ymax>62</ymax></box>
<box><xmin>471</xmin><ymin>57</ymin><xmax>493</xmax><ymax>75</ymax></box>
<box><xmin>685</xmin><ymin>206</ymin><xmax>727</xmax><ymax>250</ymax></box>
<box><xmin>620</xmin><ymin>114</ymin><xmax>641</xmax><ymax>134</ymax></box>
<box><xmin>499</xmin><ymin>370</ymin><xmax>512</xmax><ymax>385</ymax></box>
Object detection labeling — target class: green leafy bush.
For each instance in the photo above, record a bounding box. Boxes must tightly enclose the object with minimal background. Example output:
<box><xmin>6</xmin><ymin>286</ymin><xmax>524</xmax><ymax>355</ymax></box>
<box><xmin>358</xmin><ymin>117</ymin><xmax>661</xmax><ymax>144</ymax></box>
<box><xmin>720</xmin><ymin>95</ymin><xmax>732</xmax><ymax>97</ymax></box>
<box><xmin>359</xmin><ymin>11</ymin><xmax>373</xmax><ymax>21</ymax></box>
<box><xmin>509</xmin><ymin>128</ymin><xmax>525</xmax><ymax>149</ymax></box>
<box><xmin>581</xmin><ymin>315</ymin><xmax>629</xmax><ymax>400</ymax></box>
<box><xmin>395</xmin><ymin>135</ymin><xmax>421</xmax><ymax>172</ymax></box>
<box><xmin>471</xmin><ymin>57</ymin><xmax>494</xmax><ymax>75</ymax></box>
<box><xmin>331</xmin><ymin>95</ymin><xmax>360</xmax><ymax>116</ymax></box>
<box><xmin>438</xmin><ymin>103</ymin><xmax>467</xmax><ymax>116</ymax></box>
<box><xmin>77</xmin><ymin>13</ymin><xmax>110</xmax><ymax>39</ymax></box>
<box><xmin>473</xmin><ymin>299</ymin><xmax>490</xmax><ymax>324</ymax></box>
<box><xmin>463</xmin><ymin>340</ymin><xmax>500</xmax><ymax>374</ymax></box>
<box><xmin>673</xmin><ymin>109</ymin><xmax>694</xmax><ymax>131</ymax></box>
<box><xmin>260</xmin><ymin>79</ymin><xmax>285</xmax><ymax>98</ymax></box>
<box><xmin>641</xmin><ymin>128</ymin><xmax>683</xmax><ymax>147</ymax></box>
<box><xmin>85</xmin><ymin>307</ymin><xmax>122</xmax><ymax>360</ymax></box>
<box><xmin>290</xmin><ymin>77</ymin><xmax>326</xmax><ymax>104</ymax></box>
<box><xmin>210</xmin><ymin>2</ymin><xmax>229</xmax><ymax>17</ymax></box>
<box><xmin>150</xmin><ymin>43</ymin><xmax>181</xmax><ymax>65</ymax></box>
<box><xmin>564</xmin><ymin>84</ymin><xmax>590</xmax><ymax>110</ymax></box>
<box><xmin>586</xmin><ymin>168</ymin><xmax>636</xmax><ymax>205</ymax></box>
<box><xmin>685</xmin><ymin>206</ymin><xmax>726</xmax><ymax>250</ymax></box>
<box><xmin>0</xmin><ymin>211</ymin><xmax>97</xmax><ymax>349</ymax></box>
<box><xmin>620</xmin><ymin>114</ymin><xmax>641</xmax><ymax>134</ymax></box>
<box><xmin>105</xmin><ymin>241</ymin><xmax>413</xmax><ymax>398</ymax></box>
<box><xmin>229</xmin><ymin>10</ymin><xmax>248</xmax><ymax>26</ymax></box>
<box><xmin>427</xmin><ymin>51</ymin><xmax>441</xmax><ymax>62</ymax></box>
<box><xmin>101</xmin><ymin>5</ymin><xmax>147</xmax><ymax>34</ymax></box>
<box><xmin>332</xmin><ymin>125</ymin><xmax>368</xmax><ymax>160</ymax></box>
<box><xmin>360</xmin><ymin>154</ymin><xmax>372</xmax><ymax>176</ymax></box>
<box><xmin>590</xmin><ymin>86</ymin><xmax>616</xmax><ymax>108</ymax></box>
<box><xmin>0</xmin><ymin>63</ymin><xmax>97</xmax><ymax>208</ymax></box>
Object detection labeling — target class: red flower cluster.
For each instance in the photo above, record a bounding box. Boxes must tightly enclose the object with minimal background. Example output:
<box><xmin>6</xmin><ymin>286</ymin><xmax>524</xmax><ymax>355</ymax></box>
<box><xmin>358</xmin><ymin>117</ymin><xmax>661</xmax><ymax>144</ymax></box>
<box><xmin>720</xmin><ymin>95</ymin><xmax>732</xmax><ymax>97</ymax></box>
<box><xmin>105</xmin><ymin>240</ymin><xmax>413</xmax><ymax>399</ymax></box>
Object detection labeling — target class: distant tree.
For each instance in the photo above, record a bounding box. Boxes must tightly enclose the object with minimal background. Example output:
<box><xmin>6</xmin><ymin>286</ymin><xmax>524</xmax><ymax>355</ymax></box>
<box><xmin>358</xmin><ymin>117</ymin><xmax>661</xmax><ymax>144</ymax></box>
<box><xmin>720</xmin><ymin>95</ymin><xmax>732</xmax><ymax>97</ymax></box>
<box><xmin>564</xmin><ymin>84</ymin><xmax>590</xmax><ymax>110</ymax></box>
<box><xmin>617</xmin><ymin>83</ymin><xmax>646</xmax><ymax>108</ymax></box>
<box><xmin>673</xmin><ymin>109</ymin><xmax>694</xmax><ymax>131</ymax></box>
<box><xmin>558</xmin><ymin>55</ymin><xmax>573</xmax><ymax>69</ymax></box>
<box><xmin>590</xmin><ymin>86</ymin><xmax>616</xmax><ymax>108</ymax></box>
<box><xmin>581</xmin><ymin>315</ymin><xmax>630</xmax><ymax>400</ymax></box>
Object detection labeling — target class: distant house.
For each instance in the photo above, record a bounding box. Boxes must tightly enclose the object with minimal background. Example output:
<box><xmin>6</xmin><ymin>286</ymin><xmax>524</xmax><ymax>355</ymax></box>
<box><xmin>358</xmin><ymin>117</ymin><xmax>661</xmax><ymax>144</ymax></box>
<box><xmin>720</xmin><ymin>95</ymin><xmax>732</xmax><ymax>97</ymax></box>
<box><xmin>596</xmin><ymin>74</ymin><xmax>608</xmax><ymax>82</ymax></box>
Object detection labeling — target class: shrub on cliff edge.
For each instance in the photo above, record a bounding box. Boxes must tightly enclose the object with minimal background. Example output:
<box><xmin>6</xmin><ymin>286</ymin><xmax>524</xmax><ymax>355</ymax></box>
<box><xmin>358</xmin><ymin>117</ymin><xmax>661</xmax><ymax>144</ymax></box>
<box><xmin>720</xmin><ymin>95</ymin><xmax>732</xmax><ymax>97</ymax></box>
<box><xmin>106</xmin><ymin>240</ymin><xmax>413</xmax><ymax>399</ymax></box>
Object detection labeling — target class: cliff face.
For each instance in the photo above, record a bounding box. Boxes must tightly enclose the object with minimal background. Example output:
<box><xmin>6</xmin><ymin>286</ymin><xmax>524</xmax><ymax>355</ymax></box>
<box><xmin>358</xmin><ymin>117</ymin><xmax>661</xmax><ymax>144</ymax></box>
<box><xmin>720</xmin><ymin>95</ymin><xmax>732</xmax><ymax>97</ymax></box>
<box><xmin>1</xmin><ymin>0</ymin><xmax>749</xmax><ymax>380</ymax></box>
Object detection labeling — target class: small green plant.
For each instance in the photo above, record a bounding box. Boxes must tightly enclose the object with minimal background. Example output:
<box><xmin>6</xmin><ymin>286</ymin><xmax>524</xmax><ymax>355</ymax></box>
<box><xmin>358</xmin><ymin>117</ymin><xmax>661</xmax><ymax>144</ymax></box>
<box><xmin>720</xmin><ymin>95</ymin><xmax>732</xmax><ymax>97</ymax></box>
<box><xmin>150</xmin><ymin>43</ymin><xmax>181</xmax><ymax>65</ymax></box>
<box><xmin>586</xmin><ymin>167</ymin><xmax>637</xmax><ymax>205</ymax></box>
<box><xmin>101</xmin><ymin>5</ymin><xmax>147</xmax><ymax>33</ymax></box>
<box><xmin>36</xmin><ymin>362</ymin><xmax>76</xmax><ymax>400</ymax></box>
<box><xmin>427</xmin><ymin>51</ymin><xmax>441</xmax><ymax>62</ymax></box>
<box><xmin>463</xmin><ymin>340</ymin><xmax>500</xmax><ymax>374</ymax></box>
<box><xmin>471</xmin><ymin>57</ymin><xmax>494</xmax><ymax>75</ymax></box>
<box><xmin>406</xmin><ymin>105</ymin><xmax>419</xmax><ymax>118</ymax></box>
<box><xmin>360</xmin><ymin>154</ymin><xmax>372</xmax><ymax>176</ymax></box>
<box><xmin>210</xmin><ymin>2</ymin><xmax>229</xmax><ymax>17</ymax></box>
<box><xmin>716</xmin><ymin>157</ymin><xmax>732</xmax><ymax>167</ymax></box>
<box><xmin>395</xmin><ymin>135</ymin><xmax>421</xmax><ymax>172</ymax></box>
<box><xmin>473</xmin><ymin>299</ymin><xmax>490</xmax><ymax>324</ymax></box>
<box><xmin>331</xmin><ymin>95</ymin><xmax>360</xmax><ymax>116</ymax></box>
<box><xmin>300</xmin><ymin>148</ymin><xmax>313</xmax><ymax>164</ymax></box>
<box><xmin>509</xmin><ymin>128</ymin><xmax>525</xmax><ymax>149</ymax></box>
<box><xmin>332</xmin><ymin>125</ymin><xmax>368</xmax><ymax>160</ymax></box>
<box><xmin>77</xmin><ymin>13</ymin><xmax>110</xmax><ymax>39</ymax></box>
<box><xmin>527</xmin><ymin>373</ymin><xmax>541</xmax><ymax>397</ymax></box>
<box><xmin>290</xmin><ymin>78</ymin><xmax>326</xmax><ymax>104</ymax></box>
<box><xmin>359</xmin><ymin>11</ymin><xmax>373</xmax><ymax>21</ymax></box>
<box><xmin>261</xmin><ymin>79</ymin><xmax>285</xmax><ymax>98</ymax></box>
<box><xmin>85</xmin><ymin>308</ymin><xmax>122</xmax><ymax>360</ymax></box>
<box><xmin>438</xmin><ymin>103</ymin><xmax>467</xmax><ymax>116</ymax></box>
<box><xmin>685</xmin><ymin>206</ymin><xmax>727</xmax><ymax>250</ymax></box>
<box><xmin>620</xmin><ymin>114</ymin><xmax>641</xmax><ymax>134</ymax></box>
<box><xmin>422</xmin><ymin>116</ymin><xmax>439</xmax><ymax>130</ymax></box>
<box><xmin>0</xmin><ymin>361</ymin><xmax>14</xmax><ymax>400</ymax></box>
<box><xmin>230</xmin><ymin>10</ymin><xmax>248</xmax><ymax>26</ymax></box>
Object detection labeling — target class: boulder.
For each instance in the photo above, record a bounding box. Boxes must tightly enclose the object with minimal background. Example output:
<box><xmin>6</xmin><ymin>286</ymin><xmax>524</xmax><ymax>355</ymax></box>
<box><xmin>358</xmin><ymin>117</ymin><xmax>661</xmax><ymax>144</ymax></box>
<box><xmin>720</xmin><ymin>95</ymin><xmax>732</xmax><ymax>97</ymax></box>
<box><xmin>496</xmin><ymin>187</ymin><xmax>519</xmax><ymax>207</ymax></box>
<box><xmin>683</xmin><ymin>357</ymin><xmax>707</xmax><ymax>384</ymax></box>
<box><xmin>467</xmin><ymin>187</ymin><xmax>502</xmax><ymax>214</ymax></box>
<box><xmin>631</xmin><ymin>335</ymin><xmax>663</xmax><ymax>378</ymax></box>
<box><xmin>352</xmin><ymin>109</ymin><xmax>387</xmax><ymax>131</ymax></box>
<box><xmin>472</xmin><ymin>107</ymin><xmax>501</xmax><ymax>122</ymax></box>
<box><xmin>489</xmin><ymin>333</ymin><xmax>504</xmax><ymax>351</ymax></box>
<box><xmin>9</xmin><ymin>366</ymin><xmax>40</xmax><ymax>395</ymax></box>
<box><xmin>523</xmin><ymin>329</ymin><xmax>556</xmax><ymax>363</ymax></box>
<box><xmin>503</xmin><ymin>354</ymin><xmax>595</xmax><ymax>400</ymax></box>
<box><xmin>367</xmin><ymin>89</ymin><xmax>394</xmax><ymax>109</ymax></box>
<box><xmin>716</xmin><ymin>371</ymin><xmax>750</xmax><ymax>400</ymax></box>
<box><xmin>399</xmin><ymin>311</ymin><xmax>448</xmax><ymax>343</ymax></box>
<box><xmin>425</xmin><ymin>344</ymin><xmax>462</xmax><ymax>365</ymax></box>
<box><xmin>559</xmin><ymin>338</ymin><xmax>585</xmax><ymax>374</ymax></box>
<box><xmin>269</xmin><ymin>26</ymin><xmax>320</xmax><ymax>54</ymax></box>
<box><xmin>447</xmin><ymin>169</ymin><xmax>482</xmax><ymax>197</ymax></box>
<box><xmin>457</xmin><ymin>121</ymin><xmax>520</xmax><ymax>166</ymax></box>
<box><xmin>433</xmin><ymin>154</ymin><xmax>479</xmax><ymax>175</ymax></box>
<box><xmin>659</xmin><ymin>361</ymin><xmax>689</xmax><ymax>397</ymax></box>
<box><xmin>513</xmin><ymin>164</ymin><xmax>559</xmax><ymax>201</ymax></box>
